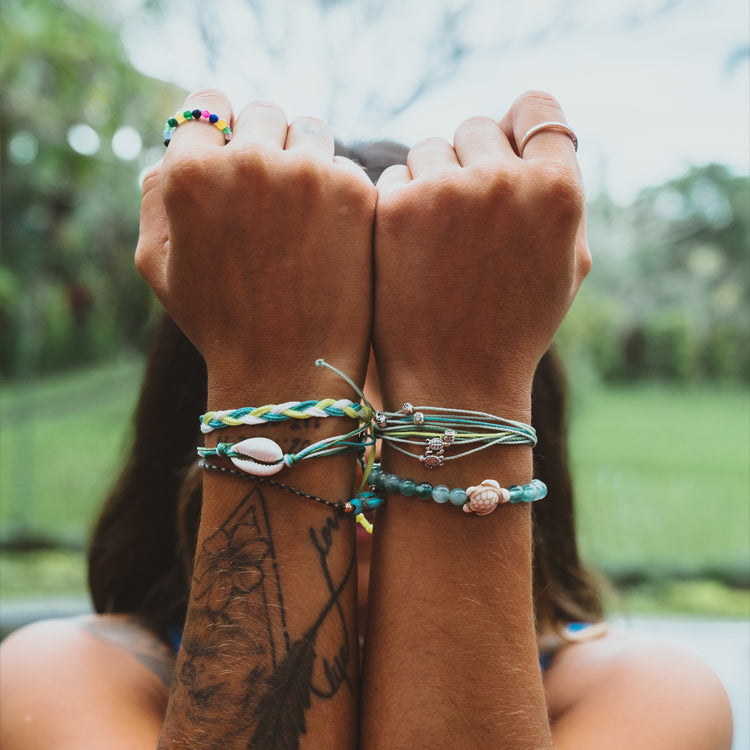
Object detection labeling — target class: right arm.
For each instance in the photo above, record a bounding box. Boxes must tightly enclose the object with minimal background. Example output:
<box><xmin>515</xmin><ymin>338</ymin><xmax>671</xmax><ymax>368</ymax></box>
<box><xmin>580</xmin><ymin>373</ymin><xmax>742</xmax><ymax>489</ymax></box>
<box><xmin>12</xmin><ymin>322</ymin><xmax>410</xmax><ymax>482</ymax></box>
<box><xmin>1</xmin><ymin>89</ymin><xmax>375</xmax><ymax>750</ymax></box>
<box><xmin>145</xmin><ymin>91</ymin><xmax>376</xmax><ymax>750</ymax></box>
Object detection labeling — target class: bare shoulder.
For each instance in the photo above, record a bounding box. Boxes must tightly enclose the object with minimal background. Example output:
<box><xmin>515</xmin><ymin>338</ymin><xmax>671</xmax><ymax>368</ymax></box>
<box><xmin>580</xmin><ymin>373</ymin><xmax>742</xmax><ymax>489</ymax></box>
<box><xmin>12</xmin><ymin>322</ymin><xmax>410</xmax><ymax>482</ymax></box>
<box><xmin>0</xmin><ymin>614</ymin><xmax>173</xmax><ymax>750</ymax></box>
<box><xmin>545</xmin><ymin>625</ymin><xmax>733</xmax><ymax>750</ymax></box>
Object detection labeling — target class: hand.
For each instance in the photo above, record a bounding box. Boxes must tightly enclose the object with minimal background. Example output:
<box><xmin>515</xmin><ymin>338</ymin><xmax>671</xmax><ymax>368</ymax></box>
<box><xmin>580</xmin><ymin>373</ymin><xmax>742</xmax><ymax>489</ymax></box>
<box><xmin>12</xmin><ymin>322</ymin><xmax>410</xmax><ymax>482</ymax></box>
<box><xmin>372</xmin><ymin>90</ymin><xmax>590</xmax><ymax>415</ymax></box>
<box><xmin>135</xmin><ymin>90</ymin><xmax>377</xmax><ymax>403</ymax></box>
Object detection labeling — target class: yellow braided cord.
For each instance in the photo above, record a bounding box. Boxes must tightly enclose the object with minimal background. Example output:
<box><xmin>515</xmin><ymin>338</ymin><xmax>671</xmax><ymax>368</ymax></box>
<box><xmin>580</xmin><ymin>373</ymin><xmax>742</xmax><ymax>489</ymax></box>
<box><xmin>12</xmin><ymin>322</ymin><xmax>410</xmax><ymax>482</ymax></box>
<box><xmin>201</xmin><ymin>399</ymin><xmax>372</xmax><ymax>432</ymax></box>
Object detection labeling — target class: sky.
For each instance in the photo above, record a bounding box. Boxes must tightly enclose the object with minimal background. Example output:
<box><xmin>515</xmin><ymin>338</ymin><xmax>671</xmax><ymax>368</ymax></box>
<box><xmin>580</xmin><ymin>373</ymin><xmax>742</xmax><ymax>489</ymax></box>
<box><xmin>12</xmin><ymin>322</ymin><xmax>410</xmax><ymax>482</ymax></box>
<box><xmin>118</xmin><ymin>0</ymin><xmax>749</xmax><ymax>202</ymax></box>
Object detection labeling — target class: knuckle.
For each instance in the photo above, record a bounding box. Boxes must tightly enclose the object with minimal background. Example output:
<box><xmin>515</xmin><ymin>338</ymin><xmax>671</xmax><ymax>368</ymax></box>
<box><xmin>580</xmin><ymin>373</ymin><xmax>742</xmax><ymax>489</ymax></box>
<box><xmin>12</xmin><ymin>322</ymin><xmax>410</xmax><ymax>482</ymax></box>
<box><xmin>133</xmin><ymin>242</ymin><xmax>150</xmax><ymax>279</ymax></box>
<box><xmin>409</xmin><ymin>136</ymin><xmax>452</xmax><ymax>157</ymax></box>
<box><xmin>184</xmin><ymin>87</ymin><xmax>229</xmax><ymax>111</ymax></box>
<box><xmin>377</xmin><ymin>194</ymin><xmax>410</xmax><ymax>234</ymax></box>
<box><xmin>285</xmin><ymin>154</ymin><xmax>325</xmax><ymax>194</ymax></box>
<box><xmin>346</xmin><ymin>172</ymin><xmax>377</xmax><ymax>210</ymax></box>
<box><xmin>422</xmin><ymin>174</ymin><xmax>466</xmax><ymax>211</ymax></box>
<box><xmin>531</xmin><ymin>162</ymin><xmax>585</xmax><ymax>218</ymax></box>
<box><xmin>458</xmin><ymin>115</ymin><xmax>496</xmax><ymax>132</ymax></box>
<box><xmin>483</xmin><ymin>165</ymin><xmax>517</xmax><ymax>195</ymax></box>
<box><xmin>291</xmin><ymin>114</ymin><xmax>330</xmax><ymax>134</ymax></box>
<box><xmin>163</xmin><ymin>150</ymin><xmax>212</xmax><ymax>194</ymax></box>
<box><xmin>140</xmin><ymin>163</ymin><xmax>161</xmax><ymax>195</ymax></box>
<box><xmin>579</xmin><ymin>245</ymin><xmax>593</xmax><ymax>278</ymax></box>
<box><xmin>515</xmin><ymin>89</ymin><xmax>562</xmax><ymax>112</ymax></box>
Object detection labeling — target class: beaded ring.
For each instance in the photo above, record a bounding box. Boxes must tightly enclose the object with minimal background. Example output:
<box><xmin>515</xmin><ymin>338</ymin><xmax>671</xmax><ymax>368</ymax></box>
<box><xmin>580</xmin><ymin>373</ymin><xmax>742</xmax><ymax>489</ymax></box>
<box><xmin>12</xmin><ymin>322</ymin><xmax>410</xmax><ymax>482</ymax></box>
<box><xmin>163</xmin><ymin>109</ymin><xmax>232</xmax><ymax>147</ymax></box>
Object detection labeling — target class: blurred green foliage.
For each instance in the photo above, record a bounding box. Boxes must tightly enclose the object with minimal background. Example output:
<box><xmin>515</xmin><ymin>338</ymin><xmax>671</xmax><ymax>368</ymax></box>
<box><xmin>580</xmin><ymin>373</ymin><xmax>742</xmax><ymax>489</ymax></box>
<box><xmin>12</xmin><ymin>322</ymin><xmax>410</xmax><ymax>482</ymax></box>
<box><xmin>560</xmin><ymin>164</ymin><xmax>750</xmax><ymax>385</ymax></box>
<box><xmin>0</xmin><ymin>0</ymin><xmax>183</xmax><ymax>378</ymax></box>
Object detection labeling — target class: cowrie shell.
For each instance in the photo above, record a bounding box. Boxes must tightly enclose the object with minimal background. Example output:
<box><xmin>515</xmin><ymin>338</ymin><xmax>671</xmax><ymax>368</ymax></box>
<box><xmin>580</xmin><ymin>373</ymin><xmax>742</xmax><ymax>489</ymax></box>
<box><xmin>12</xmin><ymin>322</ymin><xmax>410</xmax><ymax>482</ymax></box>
<box><xmin>230</xmin><ymin>437</ymin><xmax>284</xmax><ymax>476</ymax></box>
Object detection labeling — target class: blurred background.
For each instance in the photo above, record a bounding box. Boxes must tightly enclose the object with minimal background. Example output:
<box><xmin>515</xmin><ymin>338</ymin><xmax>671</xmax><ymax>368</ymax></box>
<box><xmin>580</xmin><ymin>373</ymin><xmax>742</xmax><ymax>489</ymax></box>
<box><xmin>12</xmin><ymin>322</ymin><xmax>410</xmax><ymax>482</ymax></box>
<box><xmin>1</xmin><ymin>0</ymin><xmax>748</xmax><ymax>743</ymax></box>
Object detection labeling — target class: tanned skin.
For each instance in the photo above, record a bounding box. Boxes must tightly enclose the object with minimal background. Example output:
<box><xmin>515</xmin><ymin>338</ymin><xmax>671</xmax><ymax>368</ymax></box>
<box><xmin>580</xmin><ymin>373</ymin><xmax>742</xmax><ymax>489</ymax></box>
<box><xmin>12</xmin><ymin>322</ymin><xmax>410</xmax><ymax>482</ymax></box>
<box><xmin>0</xmin><ymin>89</ymin><xmax>733</xmax><ymax>750</ymax></box>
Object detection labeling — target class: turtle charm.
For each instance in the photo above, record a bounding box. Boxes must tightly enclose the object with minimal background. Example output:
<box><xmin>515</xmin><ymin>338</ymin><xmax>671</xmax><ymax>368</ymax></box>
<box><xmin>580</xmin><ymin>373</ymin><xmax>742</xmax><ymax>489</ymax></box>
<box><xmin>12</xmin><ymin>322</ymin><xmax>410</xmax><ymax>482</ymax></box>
<box><xmin>463</xmin><ymin>479</ymin><xmax>510</xmax><ymax>516</ymax></box>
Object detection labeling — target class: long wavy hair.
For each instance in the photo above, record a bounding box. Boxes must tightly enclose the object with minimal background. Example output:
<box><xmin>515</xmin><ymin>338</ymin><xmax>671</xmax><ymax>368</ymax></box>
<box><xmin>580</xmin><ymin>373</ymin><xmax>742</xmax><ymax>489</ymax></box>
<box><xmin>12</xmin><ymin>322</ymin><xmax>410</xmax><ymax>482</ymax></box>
<box><xmin>88</xmin><ymin>142</ymin><xmax>604</xmax><ymax>644</ymax></box>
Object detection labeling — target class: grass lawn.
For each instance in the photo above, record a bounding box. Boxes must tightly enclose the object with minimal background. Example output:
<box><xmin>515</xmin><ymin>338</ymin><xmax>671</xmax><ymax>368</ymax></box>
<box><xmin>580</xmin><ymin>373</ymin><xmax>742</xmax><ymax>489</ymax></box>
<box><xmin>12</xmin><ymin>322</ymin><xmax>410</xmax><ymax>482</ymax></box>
<box><xmin>0</xmin><ymin>357</ymin><xmax>144</xmax><ymax>543</ymax></box>
<box><xmin>1</xmin><ymin>361</ymin><xmax>748</xmax><ymax>617</ymax></box>
<box><xmin>569</xmin><ymin>384</ymin><xmax>750</xmax><ymax>583</ymax></box>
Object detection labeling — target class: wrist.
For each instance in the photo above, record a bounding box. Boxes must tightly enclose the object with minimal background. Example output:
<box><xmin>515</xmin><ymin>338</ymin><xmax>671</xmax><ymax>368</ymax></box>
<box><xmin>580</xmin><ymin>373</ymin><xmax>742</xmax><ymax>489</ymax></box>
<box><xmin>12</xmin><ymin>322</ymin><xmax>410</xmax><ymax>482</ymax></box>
<box><xmin>206</xmin><ymin>357</ymin><xmax>367</xmax><ymax>409</ymax></box>
<box><xmin>377</xmin><ymin>378</ymin><xmax>533</xmax><ymax>425</ymax></box>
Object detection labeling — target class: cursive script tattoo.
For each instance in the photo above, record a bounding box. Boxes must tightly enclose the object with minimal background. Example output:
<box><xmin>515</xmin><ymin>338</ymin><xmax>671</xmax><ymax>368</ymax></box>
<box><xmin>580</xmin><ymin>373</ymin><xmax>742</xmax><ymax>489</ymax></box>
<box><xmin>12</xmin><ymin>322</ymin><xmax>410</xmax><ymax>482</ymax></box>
<box><xmin>161</xmin><ymin>484</ymin><xmax>355</xmax><ymax>750</ymax></box>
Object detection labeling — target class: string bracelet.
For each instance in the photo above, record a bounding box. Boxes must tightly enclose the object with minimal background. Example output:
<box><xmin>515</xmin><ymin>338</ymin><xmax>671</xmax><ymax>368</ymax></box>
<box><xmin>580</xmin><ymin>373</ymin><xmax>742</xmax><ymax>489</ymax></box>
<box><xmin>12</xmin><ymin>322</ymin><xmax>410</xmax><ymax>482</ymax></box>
<box><xmin>200</xmin><ymin>399</ymin><xmax>372</xmax><ymax>433</ymax></box>
<box><xmin>359</xmin><ymin>462</ymin><xmax>547</xmax><ymax>516</ymax></box>
<box><xmin>197</xmin><ymin>422</ymin><xmax>373</xmax><ymax>476</ymax></box>
<box><xmin>200</xmin><ymin>459</ymin><xmax>378</xmax><ymax>531</ymax></box>
<box><xmin>163</xmin><ymin>109</ymin><xmax>232</xmax><ymax>147</ymax></box>
<box><xmin>374</xmin><ymin>403</ymin><xmax>536</xmax><ymax>468</ymax></box>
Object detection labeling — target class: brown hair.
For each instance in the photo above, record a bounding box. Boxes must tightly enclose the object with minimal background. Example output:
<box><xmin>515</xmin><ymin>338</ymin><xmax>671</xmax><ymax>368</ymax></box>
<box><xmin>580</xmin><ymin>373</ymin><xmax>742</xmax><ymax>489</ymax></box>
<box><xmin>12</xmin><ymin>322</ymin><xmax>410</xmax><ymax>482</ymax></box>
<box><xmin>88</xmin><ymin>142</ymin><xmax>603</xmax><ymax>643</ymax></box>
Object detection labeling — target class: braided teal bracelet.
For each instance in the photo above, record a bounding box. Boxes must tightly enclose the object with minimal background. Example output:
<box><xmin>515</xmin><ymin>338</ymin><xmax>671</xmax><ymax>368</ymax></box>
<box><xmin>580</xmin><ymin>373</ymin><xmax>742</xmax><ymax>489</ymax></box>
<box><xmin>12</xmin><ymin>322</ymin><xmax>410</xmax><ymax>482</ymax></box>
<box><xmin>201</xmin><ymin>399</ymin><xmax>372</xmax><ymax>433</ymax></box>
<box><xmin>347</xmin><ymin>462</ymin><xmax>547</xmax><ymax>516</ymax></box>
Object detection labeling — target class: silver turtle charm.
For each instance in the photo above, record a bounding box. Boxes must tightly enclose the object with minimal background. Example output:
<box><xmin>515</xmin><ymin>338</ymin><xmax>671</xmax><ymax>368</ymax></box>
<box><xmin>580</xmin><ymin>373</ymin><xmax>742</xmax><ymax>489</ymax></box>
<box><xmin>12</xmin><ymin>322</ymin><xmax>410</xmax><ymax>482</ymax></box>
<box><xmin>463</xmin><ymin>479</ymin><xmax>510</xmax><ymax>516</ymax></box>
<box><xmin>229</xmin><ymin>437</ymin><xmax>284</xmax><ymax>476</ymax></box>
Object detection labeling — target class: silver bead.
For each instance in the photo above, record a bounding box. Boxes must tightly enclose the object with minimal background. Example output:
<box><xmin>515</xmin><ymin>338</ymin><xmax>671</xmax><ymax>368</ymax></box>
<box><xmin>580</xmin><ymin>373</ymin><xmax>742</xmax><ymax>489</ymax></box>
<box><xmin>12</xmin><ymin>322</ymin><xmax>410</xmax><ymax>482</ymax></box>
<box><xmin>375</xmin><ymin>411</ymin><xmax>387</xmax><ymax>427</ymax></box>
<box><xmin>413</xmin><ymin>411</ymin><xmax>424</xmax><ymax>425</ymax></box>
<box><xmin>402</xmin><ymin>402</ymin><xmax>414</xmax><ymax>414</ymax></box>
<box><xmin>444</xmin><ymin>429</ymin><xmax>456</xmax><ymax>445</ymax></box>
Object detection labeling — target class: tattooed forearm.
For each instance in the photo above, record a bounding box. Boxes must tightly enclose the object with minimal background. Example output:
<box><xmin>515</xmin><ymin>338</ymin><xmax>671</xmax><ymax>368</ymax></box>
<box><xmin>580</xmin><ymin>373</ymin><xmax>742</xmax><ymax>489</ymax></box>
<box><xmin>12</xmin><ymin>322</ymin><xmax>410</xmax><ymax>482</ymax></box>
<box><xmin>161</xmin><ymin>482</ymin><xmax>355</xmax><ymax>750</ymax></box>
<box><xmin>309</xmin><ymin>513</ymin><xmax>353</xmax><ymax>698</ymax></box>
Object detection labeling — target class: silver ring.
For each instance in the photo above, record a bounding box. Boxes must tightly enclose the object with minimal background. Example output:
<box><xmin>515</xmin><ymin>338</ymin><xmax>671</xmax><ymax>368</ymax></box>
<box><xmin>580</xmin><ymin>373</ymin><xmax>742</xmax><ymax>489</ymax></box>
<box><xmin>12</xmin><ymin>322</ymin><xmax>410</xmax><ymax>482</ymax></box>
<box><xmin>519</xmin><ymin>121</ymin><xmax>578</xmax><ymax>155</ymax></box>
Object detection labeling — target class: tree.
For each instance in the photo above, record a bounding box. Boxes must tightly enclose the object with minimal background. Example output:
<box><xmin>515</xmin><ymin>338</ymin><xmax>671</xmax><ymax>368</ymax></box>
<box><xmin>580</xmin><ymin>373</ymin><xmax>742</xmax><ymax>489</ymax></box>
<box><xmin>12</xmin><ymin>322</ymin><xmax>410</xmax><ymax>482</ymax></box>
<box><xmin>0</xmin><ymin>0</ymin><xmax>183</xmax><ymax>377</ymax></box>
<box><xmin>561</xmin><ymin>165</ymin><xmax>749</xmax><ymax>383</ymax></box>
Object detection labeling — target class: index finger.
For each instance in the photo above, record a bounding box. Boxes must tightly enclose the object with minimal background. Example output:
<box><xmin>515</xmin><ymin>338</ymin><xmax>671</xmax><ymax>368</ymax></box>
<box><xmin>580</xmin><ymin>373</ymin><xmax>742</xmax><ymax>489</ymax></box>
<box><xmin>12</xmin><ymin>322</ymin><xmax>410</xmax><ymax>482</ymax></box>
<box><xmin>499</xmin><ymin>90</ymin><xmax>578</xmax><ymax>164</ymax></box>
<box><xmin>164</xmin><ymin>88</ymin><xmax>234</xmax><ymax>152</ymax></box>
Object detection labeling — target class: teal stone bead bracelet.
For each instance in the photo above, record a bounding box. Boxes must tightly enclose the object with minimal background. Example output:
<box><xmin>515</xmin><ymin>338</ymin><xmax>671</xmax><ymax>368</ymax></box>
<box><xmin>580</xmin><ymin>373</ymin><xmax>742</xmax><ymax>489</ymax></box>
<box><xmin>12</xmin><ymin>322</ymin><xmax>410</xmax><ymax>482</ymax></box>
<box><xmin>349</xmin><ymin>462</ymin><xmax>547</xmax><ymax>516</ymax></box>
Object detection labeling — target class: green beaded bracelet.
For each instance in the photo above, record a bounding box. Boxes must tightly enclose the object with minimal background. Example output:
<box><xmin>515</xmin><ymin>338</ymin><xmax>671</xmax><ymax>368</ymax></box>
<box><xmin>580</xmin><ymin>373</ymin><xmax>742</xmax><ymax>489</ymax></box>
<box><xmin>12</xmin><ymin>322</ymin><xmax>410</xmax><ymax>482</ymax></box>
<box><xmin>363</xmin><ymin>462</ymin><xmax>547</xmax><ymax>516</ymax></box>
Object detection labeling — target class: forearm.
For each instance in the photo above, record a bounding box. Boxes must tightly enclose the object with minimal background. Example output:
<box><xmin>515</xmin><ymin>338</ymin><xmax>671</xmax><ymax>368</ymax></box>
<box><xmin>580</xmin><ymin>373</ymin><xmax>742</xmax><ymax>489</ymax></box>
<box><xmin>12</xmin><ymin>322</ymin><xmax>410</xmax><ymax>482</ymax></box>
<box><xmin>159</xmin><ymin>376</ymin><xmax>360</xmax><ymax>749</ymax></box>
<box><xmin>360</xmin><ymin>391</ymin><xmax>552</xmax><ymax>749</ymax></box>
